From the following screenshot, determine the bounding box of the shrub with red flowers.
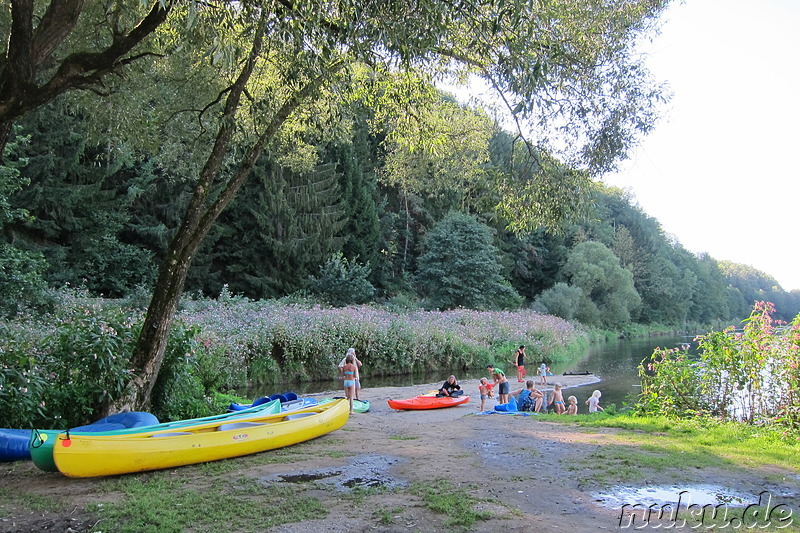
[637,301,800,432]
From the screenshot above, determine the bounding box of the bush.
[308,253,376,306]
[415,212,522,310]
[182,300,585,384]
[636,302,800,430]
[150,323,211,421]
[0,289,242,427]
[0,296,141,428]
[532,282,583,321]
[0,244,52,317]
[41,302,139,426]
[0,322,51,428]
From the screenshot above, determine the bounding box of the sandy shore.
[7,370,792,533]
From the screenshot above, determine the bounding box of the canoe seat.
[217,422,265,431]
[150,432,192,437]
[285,412,315,421]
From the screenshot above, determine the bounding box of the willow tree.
[2,0,673,408]
[0,1,176,158]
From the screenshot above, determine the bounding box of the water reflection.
[595,484,751,508]
[560,335,693,409]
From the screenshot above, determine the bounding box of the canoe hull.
[0,429,33,462]
[53,399,349,478]
[30,401,282,473]
[318,397,370,413]
[387,395,469,410]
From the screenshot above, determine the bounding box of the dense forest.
[2,0,798,344]
[3,94,799,327]
[3,0,800,425]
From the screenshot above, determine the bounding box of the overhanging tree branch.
[0,0,174,157]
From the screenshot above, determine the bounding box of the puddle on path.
[595,485,762,509]
[280,471,342,483]
[261,454,406,492]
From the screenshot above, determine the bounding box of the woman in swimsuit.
[341,353,358,414]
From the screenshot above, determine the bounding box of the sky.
[603,0,800,291]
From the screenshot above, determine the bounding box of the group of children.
[478,376,604,415]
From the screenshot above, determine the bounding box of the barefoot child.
[551,382,565,414]
[478,378,493,411]
[586,390,604,413]
[565,395,578,415]
[340,354,358,414]
[486,364,510,405]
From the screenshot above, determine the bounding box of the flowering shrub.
[1,290,585,426]
[0,298,139,428]
[38,301,140,427]
[636,348,704,418]
[637,302,800,431]
[0,321,51,427]
[180,300,584,384]
[149,322,229,421]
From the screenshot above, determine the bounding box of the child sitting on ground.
[478,378,494,411]
[565,395,578,415]
[510,380,543,412]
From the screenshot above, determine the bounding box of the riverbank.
[3,374,799,532]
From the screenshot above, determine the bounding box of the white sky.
[604,0,800,291]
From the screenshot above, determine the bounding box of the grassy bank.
[544,412,800,481]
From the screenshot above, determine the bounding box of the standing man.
[486,364,510,405]
[339,348,363,401]
[513,345,526,382]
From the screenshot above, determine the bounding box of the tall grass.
[1,290,587,424]
[178,299,586,384]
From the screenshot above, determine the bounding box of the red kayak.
[387,395,470,410]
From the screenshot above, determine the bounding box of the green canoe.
[319,397,370,413]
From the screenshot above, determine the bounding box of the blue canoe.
[0,429,35,462]
[228,392,318,412]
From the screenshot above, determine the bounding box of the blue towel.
[494,397,518,412]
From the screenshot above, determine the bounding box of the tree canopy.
[416,212,522,310]
[2,0,676,408]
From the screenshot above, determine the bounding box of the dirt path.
[2,377,798,532]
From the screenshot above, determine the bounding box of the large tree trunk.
[122,16,344,410]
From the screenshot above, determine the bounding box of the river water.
[553,334,694,409]
[243,334,695,408]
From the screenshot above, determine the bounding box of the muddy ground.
[2,376,798,532]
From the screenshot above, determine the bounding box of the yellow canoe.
[53,399,350,478]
